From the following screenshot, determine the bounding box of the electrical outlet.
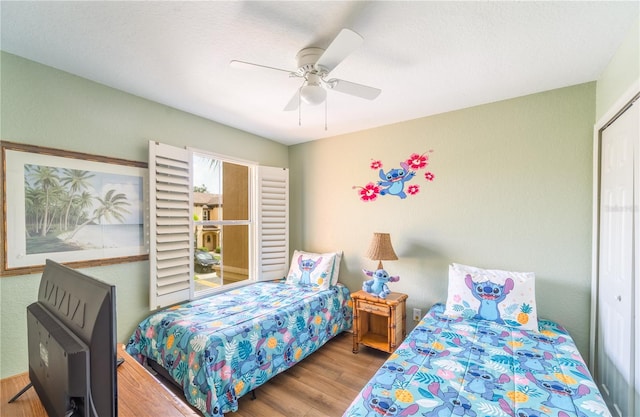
[413,308,422,321]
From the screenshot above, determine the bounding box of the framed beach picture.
[1,141,149,276]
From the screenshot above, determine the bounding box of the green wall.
[289,82,596,360]
[595,15,640,122]
[0,52,288,378]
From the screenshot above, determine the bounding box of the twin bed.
[127,261,611,417]
[126,281,352,417]
[344,303,610,417]
[344,263,611,417]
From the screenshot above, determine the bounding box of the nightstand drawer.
[357,301,389,316]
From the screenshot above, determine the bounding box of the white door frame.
[590,82,639,417]
[590,80,640,369]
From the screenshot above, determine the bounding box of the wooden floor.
[156,331,389,417]
[229,332,388,417]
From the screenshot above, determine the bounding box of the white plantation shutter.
[149,141,193,309]
[255,166,289,281]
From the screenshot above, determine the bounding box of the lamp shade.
[365,232,398,269]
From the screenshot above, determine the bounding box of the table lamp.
[365,232,398,270]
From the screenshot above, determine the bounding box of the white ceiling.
[1,1,638,146]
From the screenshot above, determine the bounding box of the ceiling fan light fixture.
[300,82,326,105]
[231,29,380,114]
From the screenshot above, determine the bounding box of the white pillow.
[285,250,340,290]
[331,251,343,285]
[444,263,539,331]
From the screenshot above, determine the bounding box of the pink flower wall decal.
[352,182,380,202]
[424,172,435,181]
[407,184,420,195]
[370,160,382,170]
[406,152,429,170]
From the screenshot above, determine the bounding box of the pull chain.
[295,81,330,130]
[298,87,302,126]
[324,94,328,131]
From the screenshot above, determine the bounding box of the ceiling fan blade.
[316,28,363,73]
[230,60,294,75]
[283,90,300,111]
[328,79,381,100]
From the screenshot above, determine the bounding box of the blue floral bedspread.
[344,303,611,417]
[126,282,352,417]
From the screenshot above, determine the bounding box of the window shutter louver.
[255,166,289,281]
[149,141,193,309]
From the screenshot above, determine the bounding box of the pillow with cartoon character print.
[285,250,340,290]
[444,263,539,331]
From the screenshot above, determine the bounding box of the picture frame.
[1,141,149,276]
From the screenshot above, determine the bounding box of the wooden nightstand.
[351,290,408,354]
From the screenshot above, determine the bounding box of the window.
[149,141,288,309]
[193,153,250,293]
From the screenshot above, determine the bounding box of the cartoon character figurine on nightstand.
[362,268,400,299]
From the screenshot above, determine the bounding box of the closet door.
[596,99,638,417]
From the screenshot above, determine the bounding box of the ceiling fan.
[230,28,381,111]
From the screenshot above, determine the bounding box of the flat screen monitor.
[26,259,117,417]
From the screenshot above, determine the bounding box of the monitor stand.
[8,357,124,404]
[7,381,32,403]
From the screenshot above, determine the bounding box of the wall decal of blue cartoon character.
[362,268,400,299]
[377,162,415,199]
[353,151,435,202]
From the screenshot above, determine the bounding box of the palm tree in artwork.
[24,185,44,235]
[29,166,60,237]
[42,184,66,236]
[94,189,131,224]
[64,189,131,241]
[72,190,95,229]
[60,169,94,231]
[24,186,38,237]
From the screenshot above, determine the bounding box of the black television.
[25,259,117,417]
